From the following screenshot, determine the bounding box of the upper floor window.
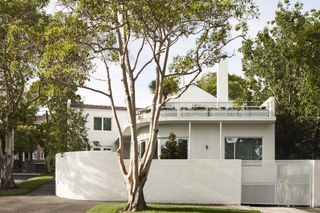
[94,117,112,131]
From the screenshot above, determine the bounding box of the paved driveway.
[0,179,103,213]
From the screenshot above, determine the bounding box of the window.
[103,118,112,131]
[139,141,146,158]
[32,152,37,160]
[138,140,158,159]
[39,151,45,160]
[159,137,188,159]
[225,137,262,160]
[94,117,112,131]
[94,117,102,130]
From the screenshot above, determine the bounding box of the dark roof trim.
[71,103,127,111]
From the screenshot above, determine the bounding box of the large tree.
[0,0,49,189]
[197,72,266,102]
[241,1,320,159]
[59,0,257,211]
[35,12,91,172]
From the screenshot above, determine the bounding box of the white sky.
[47,0,320,108]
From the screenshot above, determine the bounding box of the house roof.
[71,103,127,111]
[169,84,217,103]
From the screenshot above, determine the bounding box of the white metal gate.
[241,160,313,206]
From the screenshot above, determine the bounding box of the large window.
[159,138,188,159]
[139,140,158,159]
[138,138,187,159]
[225,137,262,160]
[94,117,112,131]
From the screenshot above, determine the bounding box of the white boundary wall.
[56,151,241,204]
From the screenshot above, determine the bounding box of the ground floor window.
[139,140,157,159]
[139,136,188,159]
[159,137,188,159]
[225,137,262,160]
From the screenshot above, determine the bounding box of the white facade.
[76,59,276,160]
[76,105,128,150]
[78,84,276,160]
[125,84,276,160]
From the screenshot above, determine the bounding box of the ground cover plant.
[0,175,53,196]
[87,204,261,213]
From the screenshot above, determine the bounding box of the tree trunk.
[124,180,147,212]
[0,127,17,190]
[46,157,52,174]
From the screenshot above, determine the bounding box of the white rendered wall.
[83,108,127,147]
[190,123,220,159]
[56,151,242,204]
[137,122,275,160]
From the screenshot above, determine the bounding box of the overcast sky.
[47,0,320,107]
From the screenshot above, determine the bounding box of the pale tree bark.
[0,122,17,189]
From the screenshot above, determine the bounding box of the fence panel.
[242,160,313,206]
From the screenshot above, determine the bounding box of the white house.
[79,61,276,161]
[58,62,320,207]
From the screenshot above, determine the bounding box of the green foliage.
[241,1,320,159]
[160,132,179,159]
[197,72,263,103]
[44,107,89,161]
[87,204,261,213]
[0,1,91,176]
[160,132,186,159]
[149,77,180,99]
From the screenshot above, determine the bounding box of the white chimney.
[217,59,229,103]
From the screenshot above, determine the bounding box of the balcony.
[137,97,275,122]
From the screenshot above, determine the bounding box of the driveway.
[0,179,104,213]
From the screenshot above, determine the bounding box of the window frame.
[224,136,263,160]
[32,152,37,160]
[93,117,112,131]
[158,136,189,159]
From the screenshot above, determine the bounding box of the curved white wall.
[56,151,241,204]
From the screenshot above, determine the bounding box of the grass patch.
[87,204,261,213]
[0,175,53,196]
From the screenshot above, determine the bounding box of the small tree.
[161,132,179,159]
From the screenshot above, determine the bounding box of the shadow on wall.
[55,151,242,204]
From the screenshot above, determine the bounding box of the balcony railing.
[137,98,275,121]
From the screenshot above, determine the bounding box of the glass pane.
[103,118,112,131]
[94,117,102,130]
[225,137,236,159]
[235,138,262,160]
[177,139,188,159]
[140,141,146,158]
[160,138,178,159]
